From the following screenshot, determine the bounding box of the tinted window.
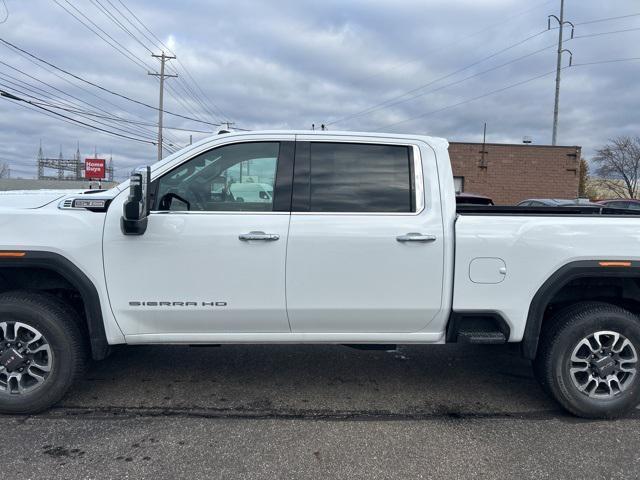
[156,142,279,212]
[308,143,413,212]
[608,201,632,210]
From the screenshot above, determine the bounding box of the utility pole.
[148,52,177,161]
[549,0,574,145]
[479,122,488,169]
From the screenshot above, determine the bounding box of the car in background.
[229,182,273,203]
[517,198,603,208]
[598,199,640,211]
[456,192,494,206]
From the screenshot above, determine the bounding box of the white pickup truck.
[1,131,639,418]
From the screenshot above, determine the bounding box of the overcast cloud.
[0,0,638,179]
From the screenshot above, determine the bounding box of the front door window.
[155,142,279,212]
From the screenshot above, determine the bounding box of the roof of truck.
[215,130,449,149]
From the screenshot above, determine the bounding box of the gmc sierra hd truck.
[1,131,639,418]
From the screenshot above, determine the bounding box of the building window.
[454,176,464,194]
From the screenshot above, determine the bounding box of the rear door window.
[307,143,414,213]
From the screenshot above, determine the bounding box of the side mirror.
[121,166,151,235]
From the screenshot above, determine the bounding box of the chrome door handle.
[396,233,436,243]
[239,231,280,241]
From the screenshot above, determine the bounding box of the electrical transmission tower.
[36,142,114,181]
[548,0,574,145]
[36,144,79,180]
[148,52,177,161]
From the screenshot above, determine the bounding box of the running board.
[456,330,506,344]
[447,313,509,344]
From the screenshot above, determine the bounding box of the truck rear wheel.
[0,291,86,414]
[535,302,640,418]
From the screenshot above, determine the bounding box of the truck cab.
[105,131,455,342]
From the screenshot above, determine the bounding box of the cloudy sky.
[0,0,638,179]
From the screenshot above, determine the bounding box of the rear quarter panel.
[454,215,640,341]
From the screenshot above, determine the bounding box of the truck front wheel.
[535,302,640,418]
[0,291,87,414]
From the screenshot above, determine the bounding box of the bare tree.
[577,157,597,199]
[0,162,8,179]
[592,136,640,199]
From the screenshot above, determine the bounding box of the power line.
[0,81,158,141]
[52,0,213,126]
[376,68,560,131]
[331,43,557,124]
[114,0,231,121]
[0,62,180,150]
[573,26,640,39]
[0,89,157,144]
[0,58,175,145]
[89,0,222,123]
[54,0,237,129]
[168,63,225,122]
[52,0,152,72]
[376,57,640,131]
[162,80,211,124]
[359,0,555,83]
[0,40,181,145]
[571,57,640,67]
[104,1,221,123]
[11,95,212,133]
[0,65,160,143]
[89,0,153,54]
[575,12,640,26]
[328,10,640,129]
[327,28,552,126]
[111,0,163,50]
[0,38,221,127]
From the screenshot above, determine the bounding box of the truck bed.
[456,205,640,216]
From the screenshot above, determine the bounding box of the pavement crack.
[11,404,635,423]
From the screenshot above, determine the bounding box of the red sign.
[85,158,106,179]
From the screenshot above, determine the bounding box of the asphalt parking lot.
[2,343,639,479]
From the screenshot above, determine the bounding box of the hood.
[0,189,85,209]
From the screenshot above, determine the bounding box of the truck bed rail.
[456,205,640,216]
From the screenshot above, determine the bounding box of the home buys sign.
[85,159,106,179]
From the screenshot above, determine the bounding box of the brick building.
[448,142,581,205]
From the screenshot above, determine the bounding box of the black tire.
[532,302,594,397]
[534,302,640,419]
[0,291,87,414]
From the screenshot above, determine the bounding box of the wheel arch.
[0,250,109,360]
[523,260,640,360]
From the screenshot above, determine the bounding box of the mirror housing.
[121,166,151,235]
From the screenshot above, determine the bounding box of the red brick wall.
[448,142,581,205]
